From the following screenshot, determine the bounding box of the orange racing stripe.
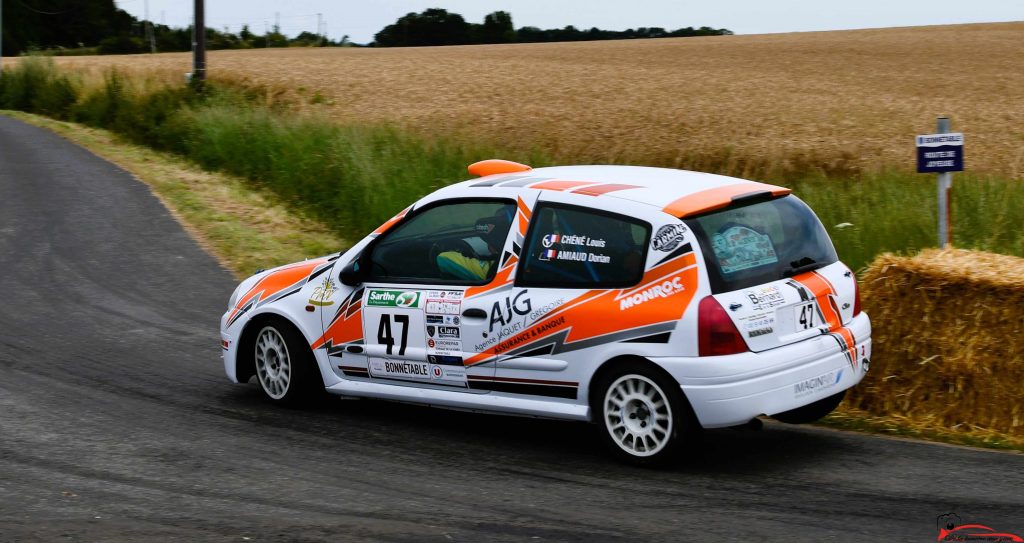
[529,180,599,192]
[466,251,699,365]
[792,270,858,368]
[227,258,329,325]
[571,183,640,196]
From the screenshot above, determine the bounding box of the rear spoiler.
[662,182,791,218]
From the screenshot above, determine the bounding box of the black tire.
[250,317,325,406]
[592,361,693,466]
[772,389,847,424]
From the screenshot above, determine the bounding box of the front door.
[349,197,528,391]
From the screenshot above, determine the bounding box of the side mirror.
[339,257,365,286]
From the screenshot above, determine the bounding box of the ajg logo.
[490,290,532,333]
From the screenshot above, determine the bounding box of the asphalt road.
[0,114,1022,543]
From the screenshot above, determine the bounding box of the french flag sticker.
[542,234,560,248]
[540,249,558,261]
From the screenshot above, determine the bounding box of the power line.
[13,0,72,16]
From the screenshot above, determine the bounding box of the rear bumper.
[652,313,871,428]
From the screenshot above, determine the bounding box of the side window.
[518,204,650,288]
[366,200,516,285]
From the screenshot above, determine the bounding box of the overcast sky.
[114,0,1022,43]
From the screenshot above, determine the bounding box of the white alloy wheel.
[603,374,674,458]
[255,326,292,400]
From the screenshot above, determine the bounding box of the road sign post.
[916,118,963,249]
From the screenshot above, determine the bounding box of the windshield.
[684,195,838,293]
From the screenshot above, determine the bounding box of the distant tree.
[290,31,326,47]
[98,34,144,54]
[265,26,289,48]
[239,25,254,42]
[479,11,515,44]
[374,8,471,47]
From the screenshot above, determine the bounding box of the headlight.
[228,283,244,309]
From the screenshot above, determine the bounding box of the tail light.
[698,296,748,356]
[852,278,862,317]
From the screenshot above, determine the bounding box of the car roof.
[439,164,791,219]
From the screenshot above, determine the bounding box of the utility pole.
[192,0,206,85]
[317,13,323,44]
[145,0,156,54]
[1,0,5,77]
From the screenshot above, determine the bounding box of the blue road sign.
[916,132,964,173]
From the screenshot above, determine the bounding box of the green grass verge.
[822,408,1024,453]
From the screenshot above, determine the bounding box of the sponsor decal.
[427,325,436,337]
[539,249,610,263]
[369,358,430,380]
[428,338,461,356]
[793,368,843,398]
[426,290,463,300]
[619,277,686,310]
[368,357,466,384]
[396,292,418,307]
[474,335,500,352]
[713,226,778,274]
[308,276,338,307]
[437,326,460,339]
[367,289,421,308]
[489,290,533,334]
[745,285,787,311]
[426,301,462,314]
[741,314,775,338]
[542,233,606,248]
[427,315,460,325]
[937,513,1022,542]
[427,355,463,365]
[425,292,462,315]
[651,224,688,252]
[495,316,566,355]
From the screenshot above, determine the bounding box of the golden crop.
[45,21,1024,178]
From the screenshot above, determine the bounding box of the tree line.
[0,2,730,56]
[373,9,732,47]
[0,0,345,56]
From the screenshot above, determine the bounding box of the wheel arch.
[587,355,700,427]
[236,311,316,385]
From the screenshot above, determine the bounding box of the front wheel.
[594,362,692,466]
[253,319,323,405]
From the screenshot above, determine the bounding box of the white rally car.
[221,160,871,464]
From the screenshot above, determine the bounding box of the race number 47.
[377,314,409,356]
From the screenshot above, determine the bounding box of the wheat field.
[40,21,1024,178]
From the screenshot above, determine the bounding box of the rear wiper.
[783,257,819,278]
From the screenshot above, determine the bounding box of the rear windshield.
[684,195,838,293]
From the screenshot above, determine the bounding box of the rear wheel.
[772,389,847,424]
[252,319,323,405]
[594,362,692,466]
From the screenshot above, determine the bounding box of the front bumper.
[220,310,241,383]
[653,313,871,428]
